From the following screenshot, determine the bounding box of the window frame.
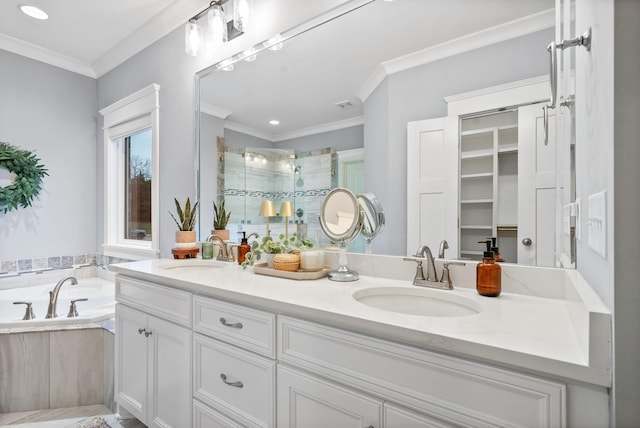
[100,84,160,259]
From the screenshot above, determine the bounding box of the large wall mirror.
[195,0,570,267]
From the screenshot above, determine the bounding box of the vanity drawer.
[193,295,275,358]
[194,334,275,428]
[278,316,566,428]
[116,276,191,327]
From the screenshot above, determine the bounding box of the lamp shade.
[279,201,294,217]
[259,200,276,217]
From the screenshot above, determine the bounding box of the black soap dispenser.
[476,239,501,297]
[490,237,504,262]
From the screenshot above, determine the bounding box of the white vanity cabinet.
[115,277,192,428]
[278,316,567,428]
[192,295,276,428]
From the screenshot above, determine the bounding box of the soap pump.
[237,232,251,265]
[490,237,504,262]
[476,239,501,297]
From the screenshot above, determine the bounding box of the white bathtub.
[0,277,115,329]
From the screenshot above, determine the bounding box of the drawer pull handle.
[138,328,146,335]
[220,373,243,388]
[219,317,243,329]
[144,330,152,337]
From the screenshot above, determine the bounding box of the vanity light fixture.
[18,4,48,20]
[184,0,252,57]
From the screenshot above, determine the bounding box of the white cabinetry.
[278,316,566,428]
[277,365,381,428]
[115,278,192,428]
[192,295,276,428]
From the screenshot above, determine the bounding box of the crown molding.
[225,121,276,142]
[225,116,364,143]
[0,33,96,78]
[273,116,364,142]
[92,0,204,78]
[357,8,555,102]
[200,102,232,120]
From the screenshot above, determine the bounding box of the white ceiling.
[0,0,204,77]
[199,0,555,140]
[0,0,554,86]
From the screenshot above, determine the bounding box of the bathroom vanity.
[110,256,611,428]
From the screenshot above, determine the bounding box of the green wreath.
[0,142,48,213]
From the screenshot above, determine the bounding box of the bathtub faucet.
[46,276,78,319]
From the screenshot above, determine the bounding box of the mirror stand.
[329,243,359,282]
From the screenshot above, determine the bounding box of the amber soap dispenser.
[476,239,501,297]
[237,232,251,265]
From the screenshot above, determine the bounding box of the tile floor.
[0,405,146,428]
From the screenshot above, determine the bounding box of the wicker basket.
[273,253,300,272]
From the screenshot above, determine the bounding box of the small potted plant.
[212,200,231,241]
[242,233,298,269]
[170,197,199,248]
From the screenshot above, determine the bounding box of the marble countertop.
[109,257,611,387]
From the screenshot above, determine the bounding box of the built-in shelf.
[461,172,493,180]
[460,199,493,204]
[460,149,493,159]
[459,110,518,260]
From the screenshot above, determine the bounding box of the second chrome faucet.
[404,242,465,290]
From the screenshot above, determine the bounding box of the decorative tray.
[253,263,332,280]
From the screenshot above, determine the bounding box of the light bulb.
[242,49,257,62]
[233,0,251,33]
[266,34,284,51]
[208,5,227,45]
[184,20,201,56]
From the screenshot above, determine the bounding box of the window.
[100,84,160,259]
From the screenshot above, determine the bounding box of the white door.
[517,103,556,266]
[406,117,458,257]
[115,305,148,422]
[277,366,382,428]
[148,315,192,428]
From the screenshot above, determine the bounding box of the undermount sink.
[353,287,482,317]
[158,259,227,271]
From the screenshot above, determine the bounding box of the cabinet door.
[384,403,460,428]
[147,315,192,428]
[518,103,556,266]
[115,304,148,422]
[277,365,382,428]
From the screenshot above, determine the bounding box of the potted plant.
[170,197,199,248]
[212,200,231,241]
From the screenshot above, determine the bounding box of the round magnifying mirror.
[357,193,385,253]
[319,188,363,281]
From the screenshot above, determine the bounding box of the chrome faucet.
[207,234,231,261]
[46,275,78,319]
[414,245,438,283]
[438,240,449,259]
[404,245,462,289]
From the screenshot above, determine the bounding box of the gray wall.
[0,50,97,261]
[365,29,554,256]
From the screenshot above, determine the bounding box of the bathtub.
[0,277,115,329]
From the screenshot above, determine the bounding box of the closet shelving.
[459,112,518,260]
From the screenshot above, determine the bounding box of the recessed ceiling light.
[19,4,49,20]
[269,120,280,125]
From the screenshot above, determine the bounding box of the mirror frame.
[319,187,363,244]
